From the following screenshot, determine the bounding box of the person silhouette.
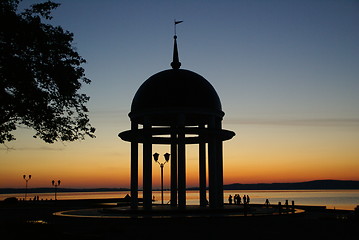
[228,195,233,204]
[247,195,250,204]
[243,195,246,205]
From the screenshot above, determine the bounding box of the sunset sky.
[1,0,359,189]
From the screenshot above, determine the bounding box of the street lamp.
[52,180,61,200]
[23,175,31,200]
[153,152,170,204]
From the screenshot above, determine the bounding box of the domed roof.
[129,34,224,125]
[130,69,222,115]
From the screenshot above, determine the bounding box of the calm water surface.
[1,190,358,210]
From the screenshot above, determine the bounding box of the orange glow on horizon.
[2,144,359,188]
[1,122,359,188]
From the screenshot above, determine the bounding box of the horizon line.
[1,179,358,190]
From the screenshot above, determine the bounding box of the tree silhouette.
[0,0,95,143]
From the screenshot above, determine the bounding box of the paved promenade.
[1,199,357,239]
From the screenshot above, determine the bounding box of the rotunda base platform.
[54,204,303,219]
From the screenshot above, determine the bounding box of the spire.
[171,35,181,69]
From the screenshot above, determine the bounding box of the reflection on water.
[221,190,359,210]
[150,190,359,210]
[1,189,358,210]
[26,220,48,224]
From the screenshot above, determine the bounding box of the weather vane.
[174,19,183,36]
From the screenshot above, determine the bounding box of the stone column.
[177,116,186,208]
[170,130,178,207]
[208,116,219,208]
[143,121,152,209]
[199,125,207,207]
[215,118,224,208]
[130,121,138,209]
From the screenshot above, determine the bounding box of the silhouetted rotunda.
[119,34,235,209]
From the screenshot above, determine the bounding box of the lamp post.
[23,175,31,200]
[153,152,170,204]
[52,180,61,200]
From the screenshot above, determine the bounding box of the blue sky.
[1,0,358,188]
[46,0,359,122]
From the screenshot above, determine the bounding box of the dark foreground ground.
[0,199,358,240]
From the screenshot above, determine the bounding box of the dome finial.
[171,35,181,69]
[171,20,183,69]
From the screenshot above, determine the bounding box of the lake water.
[1,189,358,210]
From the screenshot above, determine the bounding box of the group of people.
[228,194,250,205]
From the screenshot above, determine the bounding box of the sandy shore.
[0,199,357,240]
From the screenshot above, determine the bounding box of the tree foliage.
[0,0,95,143]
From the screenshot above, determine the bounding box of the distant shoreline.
[222,179,359,191]
[1,180,359,194]
[0,187,130,194]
